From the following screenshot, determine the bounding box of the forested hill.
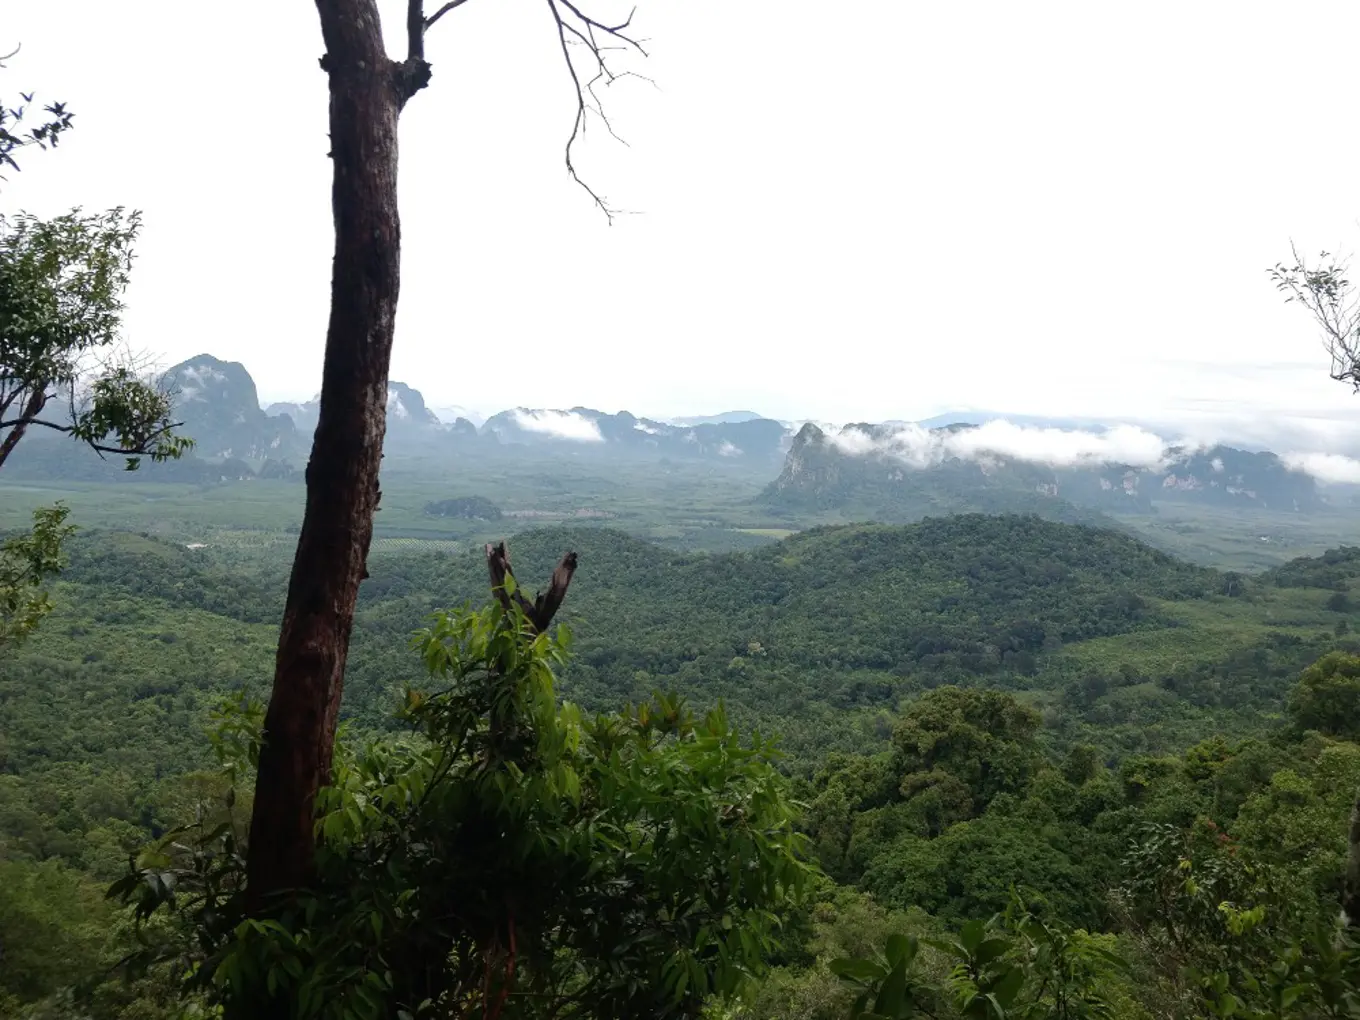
[12,516,1352,782]
[3,513,1358,933]
[51,514,1208,651]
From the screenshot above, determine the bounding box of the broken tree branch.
[486,541,579,633]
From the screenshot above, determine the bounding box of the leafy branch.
[0,208,193,471]
[0,501,75,648]
[0,45,75,183]
[1269,243,1360,391]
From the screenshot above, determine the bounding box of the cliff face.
[1151,447,1321,511]
[162,354,300,461]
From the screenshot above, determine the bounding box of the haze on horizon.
[6,1,1360,451]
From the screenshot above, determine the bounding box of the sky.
[6,1,1360,453]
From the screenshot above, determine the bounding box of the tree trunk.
[0,385,48,471]
[245,0,408,912]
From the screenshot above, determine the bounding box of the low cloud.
[1283,452,1360,485]
[824,417,1360,485]
[829,420,1174,470]
[511,409,604,442]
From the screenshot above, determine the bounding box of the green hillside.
[5,516,1360,1016]
[4,516,1356,876]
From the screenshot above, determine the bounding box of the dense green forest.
[10,0,1360,1013]
[4,513,1360,1016]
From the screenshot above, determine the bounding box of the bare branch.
[395,0,436,103]
[544,0,651,223]
[531,551,579,632]
[424,0,476,30]
[486,541,539,621]
[407,0,427,61]
[0,414,183,450]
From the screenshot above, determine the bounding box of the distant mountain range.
[5,355,1354,521]
[762,422,1327,523]
[156,356,794,468]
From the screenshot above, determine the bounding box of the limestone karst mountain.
[762,422,1325,521]
[161,354,300,461]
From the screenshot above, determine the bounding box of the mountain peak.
[162,355,296,460]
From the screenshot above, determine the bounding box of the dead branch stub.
[486,541,578,633]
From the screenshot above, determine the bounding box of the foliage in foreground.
[0,502,73,646]
[111,597,811,1019]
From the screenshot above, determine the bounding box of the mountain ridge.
[763,421,1328,522]
[7,354,1336,498]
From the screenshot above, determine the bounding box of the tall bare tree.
[246,0,647,912]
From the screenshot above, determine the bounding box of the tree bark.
[0,385,47,471]
[245,0,414,912]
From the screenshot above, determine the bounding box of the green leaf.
[885,933,917,969]
[829,958,890,983]
[990,963,1025,1008]
[974,937,1011,967]
[959,918,987,955]
[1281,984,1309,1009]
[872,959,909,1017]
[922,937,967,960]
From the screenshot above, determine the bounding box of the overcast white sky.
[6,1,1360,449]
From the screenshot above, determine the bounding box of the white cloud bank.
[829,420,1175,470]
[1283,452,1360,485]
[511,409,604,442]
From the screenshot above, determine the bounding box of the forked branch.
[486,541,579,633]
